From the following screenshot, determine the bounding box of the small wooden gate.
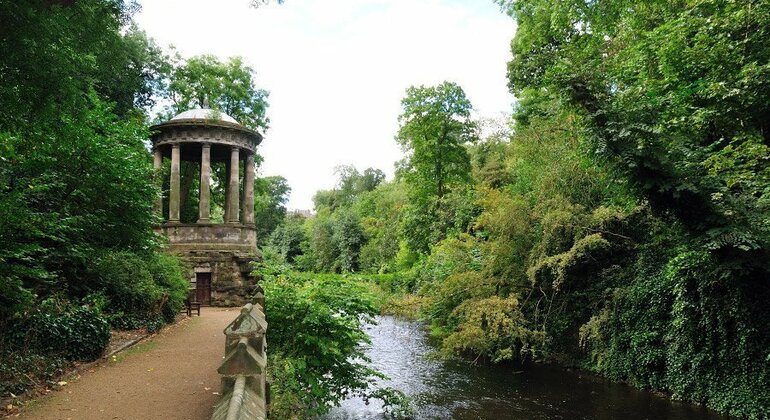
[196,272,212,305]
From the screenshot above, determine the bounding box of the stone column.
[227,146,240,224]
[242,153,255,225]
[153,147,163,219]
[224,159,231,222]
[198,143,211,223]
[169,143,181,223]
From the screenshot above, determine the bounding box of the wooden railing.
[211,292,268,420]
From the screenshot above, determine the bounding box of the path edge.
[1,315,193,418]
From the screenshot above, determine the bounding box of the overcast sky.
[135,0,516,210]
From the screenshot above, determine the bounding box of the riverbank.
[341,275,739,419]
[330,315,732,420]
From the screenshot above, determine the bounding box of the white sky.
[135,0,516,210]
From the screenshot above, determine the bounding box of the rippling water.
[326,316,730,420]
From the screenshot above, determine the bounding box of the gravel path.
[18,307,238,420]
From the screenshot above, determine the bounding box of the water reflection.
[326,316,730,420]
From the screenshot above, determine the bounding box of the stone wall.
[157,224,261,307]
[183,250,260,307]
[158,223,257,252]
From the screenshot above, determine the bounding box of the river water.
[327,316,730,420]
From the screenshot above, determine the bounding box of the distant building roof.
[289,209,314,218]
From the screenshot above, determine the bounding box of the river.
[326,316,730,420]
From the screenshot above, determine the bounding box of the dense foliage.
[0,0,188,398]
[268,5,770,412]
[268,165,392,273]
[253,175,291,245]
[2,0,769,418]
[253,253,411,418]
[161,54,270,131]
[497,0,770,416]
[0,1,162,320]
[397,82,478,254]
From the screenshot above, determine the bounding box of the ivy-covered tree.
[502,0,770,263]
[501,0,770,416]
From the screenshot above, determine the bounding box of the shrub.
[93,251,187,328]
[105,312,146,330]
[147,253,189,324]
[442,295,543,362]
[23,299,111,361]
[254,260,408,418]
[94,251,161,319]
[0,351,66,396]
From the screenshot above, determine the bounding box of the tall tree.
[254,175,291,244]
[396,82,476,200]
[337,165,386,202]
[396,82,477,253]
[502,0,770,263]
[312,166,386,212]
[0,0,166,317]
[162,54,271,219]
[164,54,269,131]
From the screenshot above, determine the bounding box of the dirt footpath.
[18,308,237,420]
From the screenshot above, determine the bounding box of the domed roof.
[170,108,239,125]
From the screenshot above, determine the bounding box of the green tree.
[161,54,271,220]
[254,175,291,244]
[503,0,770,262]
[333,209,366,272]
[396,82,476,200]
[304,167,385,272]
[337,165,386,202]
[268,213,308,265]
[312,166,386,212]
[164,54,269,131]
[396,82,477,253]
[0,1,188,395]
[0,0,166,315]
[355,181,409,273]
[469,117,511,189]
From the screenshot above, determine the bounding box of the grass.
[110,341,159,363]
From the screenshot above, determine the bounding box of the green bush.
[580,243,770,418]
[94,251,160,319]
[0,351,66,396]
[254,260,411,418]
[24,299,111,361]
[0,296,110,399]
[105,312,146,330]
[147,253,189,324]
[93,251,187,328]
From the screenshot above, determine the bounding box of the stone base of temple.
[186,250,260,307]
[155,224,261,307]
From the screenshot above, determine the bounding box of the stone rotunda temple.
[150,108,262,306]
